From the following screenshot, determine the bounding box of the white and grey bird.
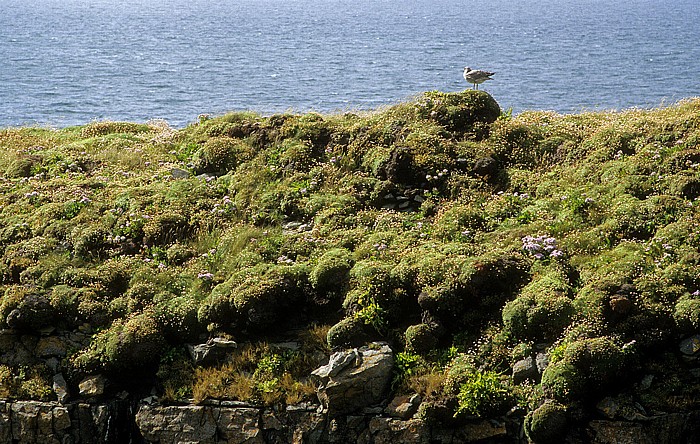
[463,67,495,90]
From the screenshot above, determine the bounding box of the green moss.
[198,263,310,331]
[524,400,568,444]
[0,94,699,417]
[309,247,354,294]
[541,336,631,401]
[71,309,167,374]
[326,316,371,348]
[674,294,700,334]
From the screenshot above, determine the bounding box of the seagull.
[463,67,495,90]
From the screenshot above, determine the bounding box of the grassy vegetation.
[1,91,699,429]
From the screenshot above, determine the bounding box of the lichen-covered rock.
[311,342,393,415]
[369,417,429,444]
[78,374,106,397]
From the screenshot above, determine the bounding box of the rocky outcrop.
[311,342,393,415]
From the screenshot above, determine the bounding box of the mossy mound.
[1,94,699,427]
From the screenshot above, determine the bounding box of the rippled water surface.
[1,0,699,127]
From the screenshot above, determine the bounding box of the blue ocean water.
[1,0,698,128]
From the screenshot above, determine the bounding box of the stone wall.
[0,398,698,444]
[0,399,136,444]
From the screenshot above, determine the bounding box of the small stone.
[170,168,190,179]
[385,394,421,419]
[271,341,300,351]
[187,342,217,364]
[78,375,106,397]
[512,356,539,384]
[44,357,60,374]
[398,201,411,209]
[535,352,549,374]
[413,195,425,203]
[283,221,303,231]
[262,410,284,430]
[38,326,55,336]
[679,335,700,356]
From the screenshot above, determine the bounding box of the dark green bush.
[490,120,545,167]
[5,157,36,178]
[193,136,250,175]
[502,268,574,341]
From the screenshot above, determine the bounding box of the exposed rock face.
[136,405,220,443]
[0,398,697,444]
[588,410,700,444]
[311,342,394,415]
[0,399,135,443]
[135,402,320,444]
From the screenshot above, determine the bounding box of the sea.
[1,0,699,128]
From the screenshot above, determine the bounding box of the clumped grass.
[1,92,700,424]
